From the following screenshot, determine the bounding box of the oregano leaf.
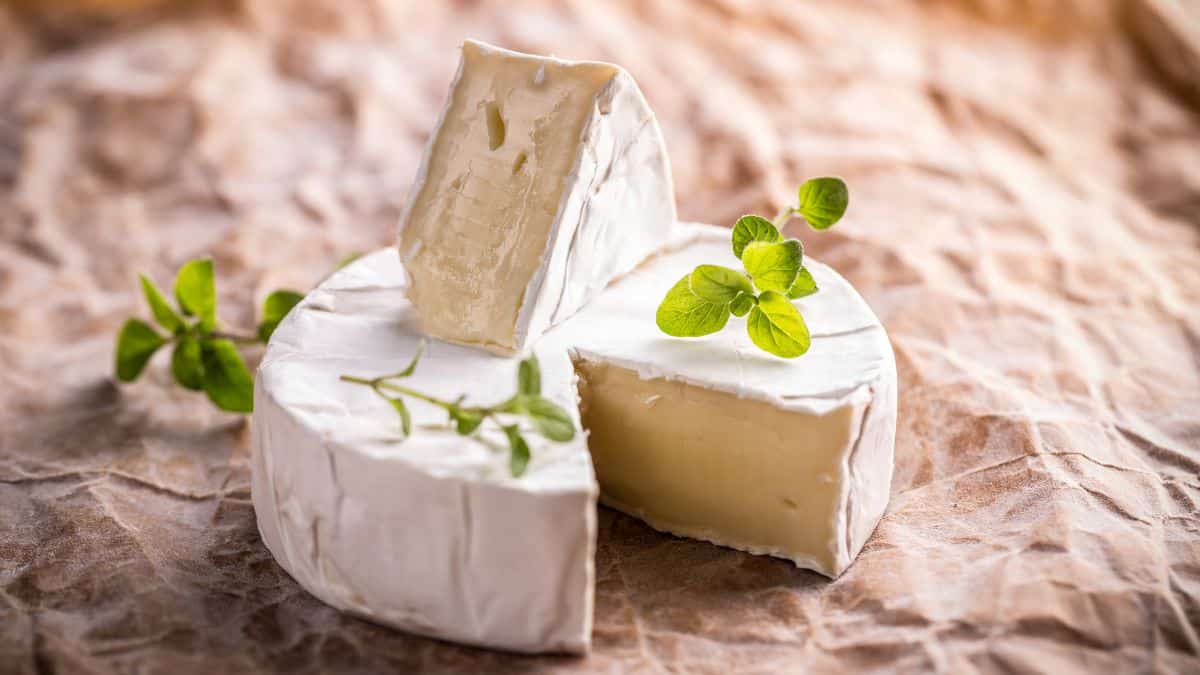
[200,338,254,413]
[524,395,575,442]
[796,177,848,230]
[170,335,205,390]
[396,341,425,378]
[115,319,166,382]
[689,265,752,305]
[256,290,304,342]
[655,274,731,337]
[449,408,485,435]
[503,425,531,478]
[746,291,811,358]
[742,239,804,294]
[139,275,183,334]
[387,396,412,437]
[174,259,217,331]
[376,340,425,381]
[731,215,781,259]
[786,267,819,299]
[518,355,541,396]
[729,292,756,317]
[496,394,523,415]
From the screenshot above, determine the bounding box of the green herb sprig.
[656,177,849,358]
[340,343,576,477]
[114,258,303,412]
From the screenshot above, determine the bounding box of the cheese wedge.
[397,40,677,354]
[545,223,897,578]
[252,250,597,654]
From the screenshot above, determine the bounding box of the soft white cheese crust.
[252,250,597,654]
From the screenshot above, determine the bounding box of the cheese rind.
[252,250,597,654]
[397,40,677,354]
[545,223,897,577]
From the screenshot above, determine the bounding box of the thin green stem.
[374,381,454,408]
[340,375,458,410]
[772,206,796,230]
[339,375,373,386]
[209,330,261,344]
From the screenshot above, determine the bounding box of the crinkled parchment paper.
[1,1,1198,672]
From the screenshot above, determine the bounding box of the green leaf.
[742,239,804,294]
[386,396,412,437]
[731,215,781,259]
[796,177,848,230]
[655,274,731,337]
[689,265,752,305]
[376,341,426,381]
[200,338,254,413]
[518,355,541,396]
[729,292,756,317]
[746,291,811,358]
[174,259,217,331]
[524,396,575,442]
[139,275,183,333]
[256,289,304,342]
[502,425,531,477]
[495,394,522,415]
[449,407,485,435]
[397,341,426,378]
[115,319,167,382]
[170,335,205,390]
[786,267,819,299]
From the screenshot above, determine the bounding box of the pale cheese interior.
[400,42,617,351]
[575,358,857,574]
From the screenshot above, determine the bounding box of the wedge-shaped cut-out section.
[398,40,677,354]
[545,223,897,578]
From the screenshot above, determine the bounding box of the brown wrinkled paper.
[1,1,1198,672]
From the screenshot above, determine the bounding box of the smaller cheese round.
[252,250,597,655]
[544,223,898,578]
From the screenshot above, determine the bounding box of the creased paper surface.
[1,0,1198,672]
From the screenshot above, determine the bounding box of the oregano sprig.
[340,343,576,477]
[656,177,849,358]
[114,258,303,412]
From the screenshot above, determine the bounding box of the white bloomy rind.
[252,228,896,651]
[397,40,678,353]
[252,250,597,654]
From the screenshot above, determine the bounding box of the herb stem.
[338,349,574,478]
[210,330,261,344]
[339,375,455,410]
[374,381,451,408]
[772,206,796,230]
[339,375,375,386]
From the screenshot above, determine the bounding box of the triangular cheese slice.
[398,40,677,353]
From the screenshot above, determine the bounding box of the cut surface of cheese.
[545,223,897,578]
[252,250,597,654]
[398,40,677,354]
